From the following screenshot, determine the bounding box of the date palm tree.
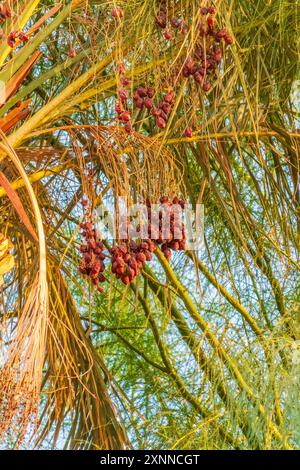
[0,0,299,450]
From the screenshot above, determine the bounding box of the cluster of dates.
[133,86,155,110]
[146,196,186,260]
[155,0,188,38]
[115,63,134,134]
[132,86,175,130]
[182,7,233,92]
[7,30,29,47]
[152,91,175,129]
[154,3,233,93]
[113,4,232,134]
[111,239,156,285]
[78,220,106,293]
[78,197,187,291]
[119,84,174,131]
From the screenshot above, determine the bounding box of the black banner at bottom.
[0,450,298,466]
